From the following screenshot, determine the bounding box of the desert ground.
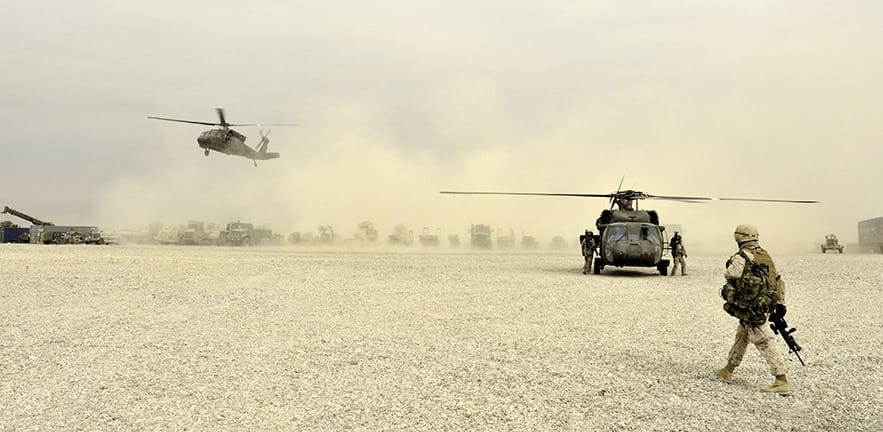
[1,244,881,431]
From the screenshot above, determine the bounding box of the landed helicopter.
[440,187,817,275]
[147,108,296,166]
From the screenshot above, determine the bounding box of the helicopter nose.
[197,136,208,146]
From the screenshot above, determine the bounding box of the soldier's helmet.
[734,224,759,243]
[587,231,593,235]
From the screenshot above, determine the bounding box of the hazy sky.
[3,1,882,252]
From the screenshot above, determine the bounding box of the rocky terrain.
[1,245,880,431]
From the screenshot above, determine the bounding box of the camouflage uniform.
[715,225,791,394]
[581,232,596,274]
[670,234,687,276]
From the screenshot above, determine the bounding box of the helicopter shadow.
[595,269,662,278]
[542,267,661,278]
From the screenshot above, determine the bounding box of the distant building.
[858,217,883,253]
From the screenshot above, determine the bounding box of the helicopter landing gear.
[593,258,604,275]
[657,259,670,276]
[204,149,210,156]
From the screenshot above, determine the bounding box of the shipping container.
[1,227,30,243]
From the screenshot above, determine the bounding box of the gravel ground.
[1,244,881,431]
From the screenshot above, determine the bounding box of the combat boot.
[713,363,735,383]
[760,375,792,396]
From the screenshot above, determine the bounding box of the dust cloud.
[4,2,883,254]
[94,93,829,254]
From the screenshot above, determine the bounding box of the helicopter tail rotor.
[256,128,271,153]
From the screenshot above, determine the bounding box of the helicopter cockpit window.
[606,225,628,242]
[641,226,661,245]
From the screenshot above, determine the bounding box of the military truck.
[251,225,275,245]
[155,224,183,245]
[221,221,255,246]
[470,224,492,249]
[521,234,539,249]
[357,221,379,243]
[496,228,515,249]
[388,224,413,246]
[550,236,568,250]
[2,205,106,245]
[820,234,844,253]
[318,225,336,245]
[204,223,222,245]
[179,221,206,245]
[32,226,103,244]
[419,227,440,247]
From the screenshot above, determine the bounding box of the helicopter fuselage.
[198,128,248,156]
[593,208,669,274]
[598,222,665,267]
[197,128,278,160]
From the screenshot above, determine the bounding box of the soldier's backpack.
[721,249,783,323]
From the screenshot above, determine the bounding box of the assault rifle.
[769,305,806,366]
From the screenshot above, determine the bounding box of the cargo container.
[1,227,30,243]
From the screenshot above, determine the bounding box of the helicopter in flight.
[147,108,296,166]
[440,186,817,275]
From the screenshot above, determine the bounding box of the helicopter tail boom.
[252,152,280,160]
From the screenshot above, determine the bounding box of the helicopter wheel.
[204,149,210,156]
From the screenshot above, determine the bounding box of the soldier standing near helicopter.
[669,232,687,276]
[581,230,597,274]
[714,224,792,395]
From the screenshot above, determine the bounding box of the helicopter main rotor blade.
[225,123,298,127]
[440,190,818,204]
[440,191,614,198]
[715,197,819,204]
[645,194,818,204]
[147,116,220,126]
